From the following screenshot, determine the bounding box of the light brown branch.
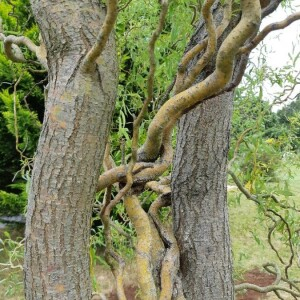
[82,0,118,72]
[148,195,182,300]
[235,263,300,297]
[145,0,169,112]
[228,127,253,170]
[124,194,157,299]
[175,0,232,93]
[179,0,218,92]
[97,126,173,191]
[0,32,47,68]
[138,0,261,162]
[145,181,171,195]
[239,12,300,54]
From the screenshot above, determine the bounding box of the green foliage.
[0,182,27,216]
[0,232,24,298]
[109,0,196,163]
[0,0,44,216]
[0,89,41,153]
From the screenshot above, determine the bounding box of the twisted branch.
[138,0,261,162]
[239,12,300,54]
[0,33,47,68]
[82,0,118,72]
[235,263,300,297]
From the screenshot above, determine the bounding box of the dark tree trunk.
[24,1,117,299]
[172,93,234,299]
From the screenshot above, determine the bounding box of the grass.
[0,231,24,300]
[229,161,300,297]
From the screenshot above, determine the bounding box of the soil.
[236,268,276,300]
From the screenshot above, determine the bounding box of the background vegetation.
[0,0,299,298]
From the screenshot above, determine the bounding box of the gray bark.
[171,2,237,299]
[24,1,118,299]
[172,93,234,300]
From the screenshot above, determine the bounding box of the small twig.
[155,77,176,108]
[118,0,133,12]
[228,127,253,170]
[12,74,29,162]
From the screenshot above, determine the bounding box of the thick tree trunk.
[172,93,234,299]
[24,1,117,299]
[171,2,236,298]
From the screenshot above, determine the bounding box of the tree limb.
[138,0,261,162]
[240,12,300,54]
[82,0,118,72]
[0,32,48,68]
[235,263,300,297]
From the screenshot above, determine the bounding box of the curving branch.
[228,170,300,213]
[229,169,298,286]
[124,194,158,299]
[97,127,173,191]
[146,0,169,109]
[227,127,253,170]
[138,0,261,162]
[82,0,118,72]
[175,0,232,93]
[148,195,183,300]
[179,0,217,92]
[235,263,300,297]
[0,32,48,68]
[262,0,283,18]
[239,12,300,54]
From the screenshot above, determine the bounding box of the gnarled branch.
[82,0,118,72]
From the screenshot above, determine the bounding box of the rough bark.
[172,93,234,299]
[171,2,237,299]
[24,1,117,299]
[171,1,281,298]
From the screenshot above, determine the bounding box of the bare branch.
[145,0,169,114]
[240,12,300,54]
[148,195,181,300]
[262,0,283,18]
[228,127,253,170]
[180,0,217,92]
[0,32,47,68]
[82,0,118,72]
[118,0,133,12]
[175,0,232,93]
[0,34,26,63]
[235,263,300,297]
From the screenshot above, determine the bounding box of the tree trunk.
[24,1,117,299]
[171,2,236,298]
[172,93,234,299]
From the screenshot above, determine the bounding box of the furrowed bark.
[172,1,260,299]
[172,92,234,299]
[24,1,117,299]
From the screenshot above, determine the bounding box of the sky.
[249,0,300,109]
